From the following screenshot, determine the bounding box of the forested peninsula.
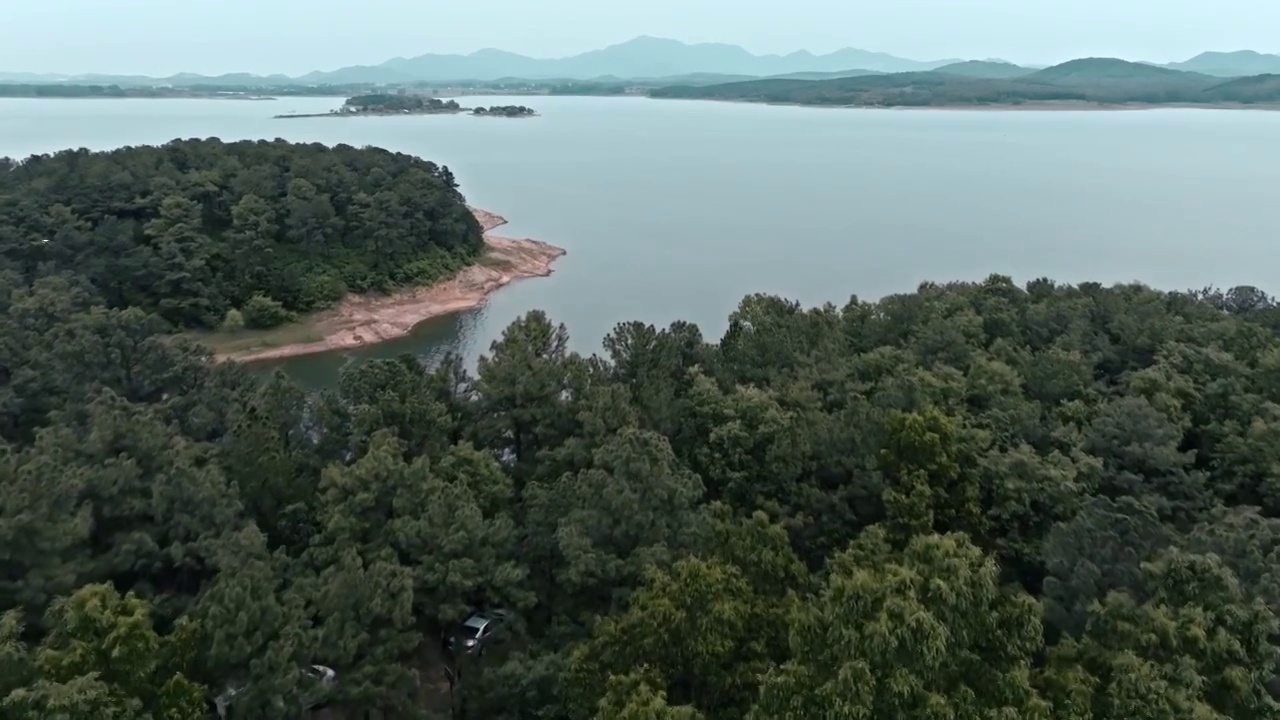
[0,139,563,360]
[6,140,1280,718]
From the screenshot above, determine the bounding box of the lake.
[3,95,1279,386]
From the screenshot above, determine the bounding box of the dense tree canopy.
[0,138,482,329]
[5,141,1280,717]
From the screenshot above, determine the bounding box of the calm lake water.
[3,96,1279,385]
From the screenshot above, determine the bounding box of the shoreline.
[652,97,1280,112]
[904,101,1280,112]
[212,208,565,364]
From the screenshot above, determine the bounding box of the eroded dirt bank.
[220,208,565,363]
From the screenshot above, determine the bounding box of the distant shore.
[911,100,1280,112]
[659,97,1280,112]
[208,208,565,363]
[0,94,281,101]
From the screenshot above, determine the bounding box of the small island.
[472,104,537,117]
[274,95,539,119]
[343,93,463,114]
[275,93,467,118]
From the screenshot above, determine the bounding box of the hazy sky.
[4,0,1277,75]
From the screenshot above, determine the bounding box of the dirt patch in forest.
[214,207,565,363]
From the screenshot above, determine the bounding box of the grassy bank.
[188,321,326,356]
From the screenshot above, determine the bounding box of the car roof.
[463,614,489,629]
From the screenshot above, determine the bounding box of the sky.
[3,0,1278,76]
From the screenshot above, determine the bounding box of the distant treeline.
[0,83,372,98]
[549,82,630,95]
[650,59,1280,107]
[0,84,177,98]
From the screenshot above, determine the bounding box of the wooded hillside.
[4,236,1280,717]
[651,59,1280,106]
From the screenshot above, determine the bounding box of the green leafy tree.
[1043,550,1280,719]
[523,428,708,624]
[878,408,984,542]
[0,611,34,698]
[220,308,245,332]
[1042,495,1176,637]
[685,371,808,518]
[593,672,706,720]
[1,584,207,720]
[241,293,292,329]
[751,529,1050,719]
[1186,505,1280,612]
[567,557,775,719]
[0,443,90,621]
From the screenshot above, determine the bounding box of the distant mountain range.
[2,40,1279,87]
[335,36,959,83]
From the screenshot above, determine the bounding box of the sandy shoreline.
[218,208,565,363]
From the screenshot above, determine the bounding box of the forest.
[5,140,1280,719]
[0,139,483,330]
[651,58,1280,106]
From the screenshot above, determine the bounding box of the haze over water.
[3,95,1278,386]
